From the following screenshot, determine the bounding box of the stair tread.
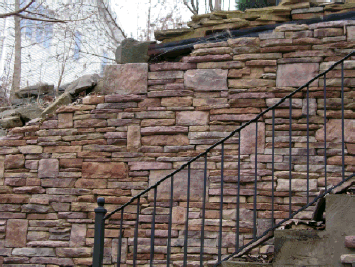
[222,262,272,266]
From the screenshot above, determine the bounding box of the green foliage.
[236,0,275,11]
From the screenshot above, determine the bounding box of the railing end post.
[92,197,107,267]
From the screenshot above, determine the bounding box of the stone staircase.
[223,194,355,267]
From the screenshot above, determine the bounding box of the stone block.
[240,122,265,154]
[148,71,184,80]
[56,247,92,257]
[315,119,354,143]
[12,248,55,257]
[101,64,148,95]
[276,63,319,87]
[18,145,43,154]
[347,26,355,41]
[184,69,228,91]
[127,125,141,152]
[38,159,59,178]
[58,113,73,128]
[129,162,172,171]
[5,219,28,247]
[4,154,25,169]
[69,224,87,247]
[176,111,209,126]
[149,170,205,201]
[82,162,127,179]
[141,135,189,146]
[276,179,317,192]
[161,97,192,107]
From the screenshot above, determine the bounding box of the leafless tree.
[183,0,222,15]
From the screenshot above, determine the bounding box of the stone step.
[222,262,272,267]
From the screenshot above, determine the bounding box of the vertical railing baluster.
[200,153,208,266]
[183,165,191,267]
[93,197,107,267]
[133,197,140,267]
[167,176,174,267]
[218,143,224,263]
[253,121,258,240]
[117,209,124,267]
[150,187,157,267]
[236,132,241,251]
[289,97,292,217]
[306,85,310,204]
[323,74,327,190]
[272,110,275,228]
[341,62,345,181]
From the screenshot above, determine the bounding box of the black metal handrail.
[92,51,354,267]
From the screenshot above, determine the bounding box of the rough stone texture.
[184,69,228,91]
[276,63,319,87]
[38,159,59,178]
[82,162,127,179]
[176,111,209,126]
[127,125,141,152]
[5,220,28,247]
[101,64,148,95]
[240,123,265,154]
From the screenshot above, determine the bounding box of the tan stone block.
[75,178,107,189]
[161,97,192,107]
[18,146,43,154]
[58,113,73,128]
[5,219,28,247]
[127,125,141,152]
[38,159,59,179]
[315,119,354,143]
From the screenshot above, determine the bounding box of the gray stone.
[240,122,265,154]
[115,38,152,64]
[16,83,54,98]
[41,92,72,118]
[184,69,228,91]
[38,159,59,178]
[65,74,100,95]
[0,116,23,129]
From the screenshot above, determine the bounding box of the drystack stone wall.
[0,20,354,266]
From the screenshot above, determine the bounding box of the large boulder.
[65,74,100,95]
[16,83,54,98]
[0,116,23,129]
[115,38,152,64]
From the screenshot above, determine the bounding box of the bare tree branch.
[0,0,35,18]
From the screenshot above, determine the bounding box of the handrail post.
[92,197,107,267]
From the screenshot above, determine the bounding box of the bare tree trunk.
[146,0,152,41]
[11,0,21,101]
[215,0,222,10]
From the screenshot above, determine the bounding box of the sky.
[113,0,237,40]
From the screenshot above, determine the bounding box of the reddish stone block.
[58,113,73,129]
[5,219,28,247]
[4,154,25,169]
[82,162,127,179]
[345,236,355,249]
[276,63,319,87]
[38,159,59,178]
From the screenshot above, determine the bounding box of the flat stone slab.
[100,63,148,95]
[276,63,319,87]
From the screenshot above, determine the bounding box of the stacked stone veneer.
[0,21,354,266]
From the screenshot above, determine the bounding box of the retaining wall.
[0,20,354,266]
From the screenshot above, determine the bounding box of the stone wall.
[0,20,354,266]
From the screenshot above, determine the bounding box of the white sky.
[113,0,237,40]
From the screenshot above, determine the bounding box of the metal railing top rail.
[104,51,354,220]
